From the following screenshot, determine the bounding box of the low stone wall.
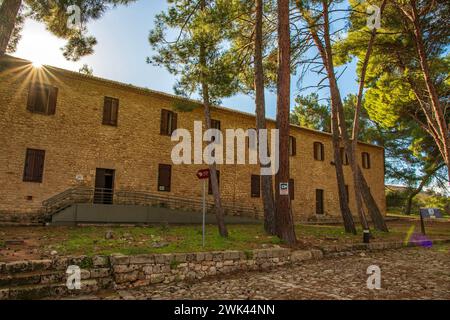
[1,238,449,300]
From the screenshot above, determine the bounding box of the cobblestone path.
[72,246,450,300]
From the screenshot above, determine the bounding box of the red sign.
[196,169,210,180]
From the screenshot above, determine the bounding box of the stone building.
[0,56,386,224]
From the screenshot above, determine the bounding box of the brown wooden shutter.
[23,149,45,183]
[316,189,324,215]
[35,150,45,182]
[110,98,119,126]
[160,109,168,135]
[103,97,112,125]
[362,152,371,169]
[27,84,37,112]
[47,87,58,115]
[211,119,221,130]
[289,136,296,156]
[251,175,260,198]
[289,178,295,200]
[171,111,177,134]
[158,164,172,192]
[340,147,348,165]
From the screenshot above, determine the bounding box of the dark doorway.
[94,168,115,204]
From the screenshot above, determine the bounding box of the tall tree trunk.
[199,0,227,238]
[351,0,388,231]
[321,0,367,231]
[409,0,450,182]
[275,0,296,245]
[357,166,388,231]
[0,0,21,57]
[254,0,276,235]
[322,0,387,232]
[331,95,357,234]
[297,3,356,234]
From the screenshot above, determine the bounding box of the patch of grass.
[170,259,180,269]
[48,224,279,257]
[2,219,449,259]
[243,250,253,259]
[0,240,4,248]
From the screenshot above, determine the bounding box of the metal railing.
[42,187,262,219]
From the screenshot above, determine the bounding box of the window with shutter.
[251,175,260,198]
[27,83,57,115]
[289,178,295,200]
[211,119,221,130]
[362,152,371,169]
[316,189,324,215]
[23,149,45,183]
[208,170,220,195]
[158,164,172,192]
[160,109,177,135]
[340,147,349,165]
[313,142,324,161]
[289,136,296,156]
[103,97,119,126]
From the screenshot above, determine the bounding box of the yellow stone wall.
[0,57,386,221]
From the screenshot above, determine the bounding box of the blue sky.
[14,0,358,119]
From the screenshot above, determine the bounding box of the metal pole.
[202,179,206,247]
[420,210,426,235]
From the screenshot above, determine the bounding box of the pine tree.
[1,0,137,60]
[148,0,241,238]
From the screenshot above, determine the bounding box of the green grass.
[3,220,448,258]
[51,225,279,257]
[0,240,4,248]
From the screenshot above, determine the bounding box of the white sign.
[279,182,289,196]
[75,174,84,182]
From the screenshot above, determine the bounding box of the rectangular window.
[340,147,349,165]
[27,83,58,115]
[160,109,177,136]
[210,119,221,142]
[313,142,324,161]
[362,152,371,169]
[289,136,297,156]
[211,119,221,130]
[208,170,220,195]
[23,149,45,183]
[316,189,324,215]
[158,164,172,192]
[103,97,119,126]
[251,174,261,198]
[289,178,295,200]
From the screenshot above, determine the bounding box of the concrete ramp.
[51,204,260,225]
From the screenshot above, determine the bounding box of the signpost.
[419,208,443,235]
[197,169,210,247]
